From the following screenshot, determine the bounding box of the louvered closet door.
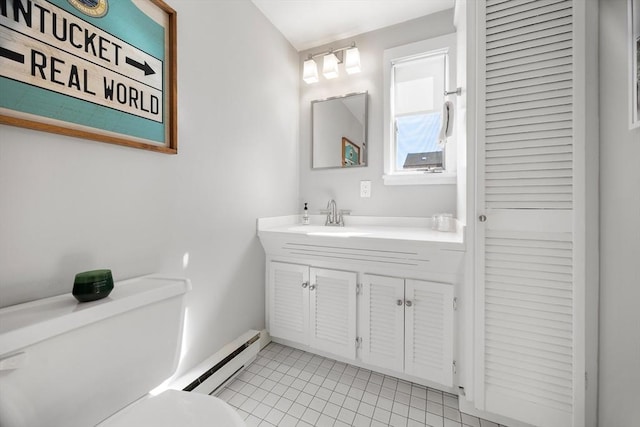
[360,274,405,373]
[309,268,357,359]
[405,279,454,387]
[476,1,582,426]
[269,262,310,345]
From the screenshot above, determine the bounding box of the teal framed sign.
[0,0,178,153]
[342,137,360,167]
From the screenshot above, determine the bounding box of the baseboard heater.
[178,330,261,396]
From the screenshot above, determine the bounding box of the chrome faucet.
[321,199,350,226]
[327,199,337,225]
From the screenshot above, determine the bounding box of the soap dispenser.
[303,202,310,225]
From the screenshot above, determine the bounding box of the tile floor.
[218,342,510,427]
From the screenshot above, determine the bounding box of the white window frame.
[383,33,457,186]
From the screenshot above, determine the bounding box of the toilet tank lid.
[0,275,191,356]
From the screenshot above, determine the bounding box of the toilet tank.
[0,275,191,427]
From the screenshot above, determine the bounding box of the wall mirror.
[630,0,640,128]
[312,92,368,169]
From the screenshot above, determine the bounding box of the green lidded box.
[72,269,114,302]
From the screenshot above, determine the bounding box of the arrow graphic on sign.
[0,47,25,64]
[126,57,155,76]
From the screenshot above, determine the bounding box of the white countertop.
[257,215,465,248]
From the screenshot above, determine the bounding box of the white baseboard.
[259,328,271,349]
[170,330,261,393]
[458,397,535,427]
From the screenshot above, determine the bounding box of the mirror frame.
[311,91,368,170]
[630,0,640,129]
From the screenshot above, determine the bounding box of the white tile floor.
[218,342,510,427]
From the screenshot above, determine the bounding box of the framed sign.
[342,137,360,167]
[630,0,640,129]
[0,0,178,153]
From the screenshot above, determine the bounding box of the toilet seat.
[97,389,245,427]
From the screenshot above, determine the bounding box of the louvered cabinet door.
[360,274,405,373]
[404,279,454,387]
[309,268,357,360]
[481,229,574,427]
[475,1,582,426]
[268,262,310,345]
[483,0,574,211]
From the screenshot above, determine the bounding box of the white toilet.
[0,275,245,427]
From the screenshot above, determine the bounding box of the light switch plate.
[360,180,371,198]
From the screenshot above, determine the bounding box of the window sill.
[383,172,457,186]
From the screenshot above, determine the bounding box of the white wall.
[598,0,640,425]
[299,10,457,217]
[0,0,299,376]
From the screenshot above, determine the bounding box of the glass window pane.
[395,112,443,170]
[392,52,447,172]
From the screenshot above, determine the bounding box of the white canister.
[432,213,454,232]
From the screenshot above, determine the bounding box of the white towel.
[438,100,454,147]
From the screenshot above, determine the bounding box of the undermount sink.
[286,225,372,237]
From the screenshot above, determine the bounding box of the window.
[383,34,456,185]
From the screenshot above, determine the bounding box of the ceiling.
[251,0,455,52]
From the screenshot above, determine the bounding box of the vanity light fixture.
[302,43,361,84]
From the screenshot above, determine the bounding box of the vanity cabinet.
[360,275,454,387]
[259,216,465,392]
[268,262,357,360]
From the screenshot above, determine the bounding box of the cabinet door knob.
[405,300,413,307]
[479,214,487,222]
[301,281,308,288]
[309,284,316,291]
[396,299,403,306]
